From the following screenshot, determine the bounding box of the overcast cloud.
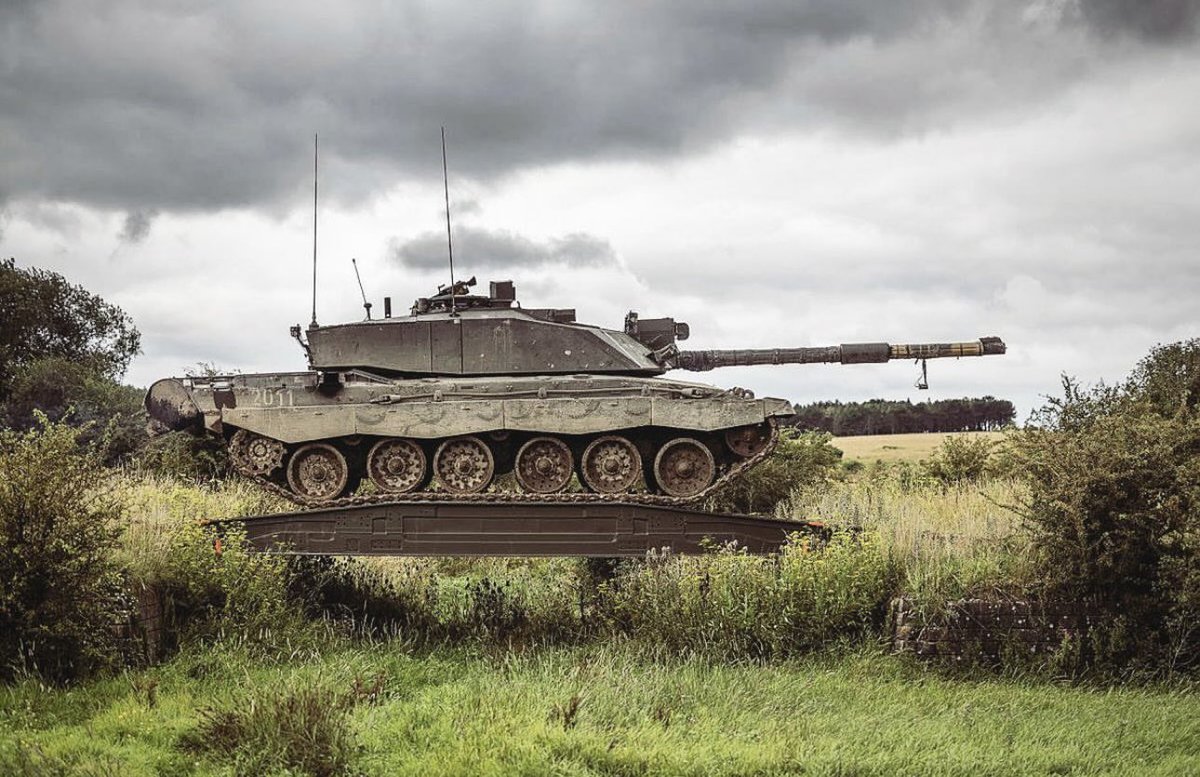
[2,0,1194,215]
[391,227,617,271]
[1,0,1198,416]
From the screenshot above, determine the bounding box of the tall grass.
[113,470,286,585]
[788,475,1035,614]
[599,532,892,658]
[112,471,321,657]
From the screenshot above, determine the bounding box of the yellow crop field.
[831,431,1006,464]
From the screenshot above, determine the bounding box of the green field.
[3,644,1199,776]
[832,431,1006,464]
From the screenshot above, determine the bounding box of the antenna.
[351,258,372,320]
[310,133,319,327]
[441,126,457,316]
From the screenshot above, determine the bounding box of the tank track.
[247,421,780,511]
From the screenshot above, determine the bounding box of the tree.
[3,356,146,463]
[0,259,147,462]
[0,258,141,400]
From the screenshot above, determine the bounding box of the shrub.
[707,430,842,514]
[153,521,305,647]
[116,473,309,653]
[0,418,125,682]
[132,430,230,482]
[1010,340,1200,674]
[921,434,995,485]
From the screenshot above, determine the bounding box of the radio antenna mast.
[351,258,372,320]
[310,133,319,327]
[441,126,457,316]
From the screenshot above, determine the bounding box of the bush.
[153,521,306,648]
[115,473,310,654]
[0,418,125,682]
[1010,340,1200,674]
[133,430,230,482]
[708,430,842,514]
[599,532,892,658]
[920,434,995,485]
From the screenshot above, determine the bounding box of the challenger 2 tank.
[145,278,1006,504]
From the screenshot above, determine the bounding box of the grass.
[789,476,1034,609]
[1,643,1197,776]
[113,471,288,585]
[833,431,1006,465]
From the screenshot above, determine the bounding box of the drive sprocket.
[229,429,286,477]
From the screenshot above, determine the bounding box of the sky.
[2,0,1198,418]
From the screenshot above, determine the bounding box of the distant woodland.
[787,397,1016,436]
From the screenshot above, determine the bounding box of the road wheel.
[287,442,350,501]
[580,435,641,494]
[654,438,716,498]
[434,436,495,494]
[367,438,427,493]
[515,436,574,494]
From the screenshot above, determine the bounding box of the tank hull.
[151,372,791,439]
[147,370,792,502]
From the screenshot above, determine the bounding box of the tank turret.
[300,279,1004,379]
[148,277,1006,504]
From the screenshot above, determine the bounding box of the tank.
[146,278,1005,503]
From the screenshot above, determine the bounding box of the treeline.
[788,397,1016,436]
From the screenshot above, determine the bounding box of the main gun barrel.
[673,336,1005,372]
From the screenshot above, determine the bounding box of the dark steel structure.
[210,500,822,557]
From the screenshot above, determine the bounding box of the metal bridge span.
[211,501,821,557]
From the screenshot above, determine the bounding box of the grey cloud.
[450,199,482,218]
[391,227,617,271]
[1081,0,1199,41]
[118,209,157,244]
[3,0,1183,216]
